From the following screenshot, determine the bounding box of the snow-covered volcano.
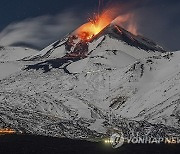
[25,23,165,61]
[0,21,180,140]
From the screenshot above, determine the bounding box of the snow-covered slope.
[0,23,179,140]
[0,46,38,62]
[0,46,38,79]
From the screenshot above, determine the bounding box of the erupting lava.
[76,6,138,41]
[76,8,118,41]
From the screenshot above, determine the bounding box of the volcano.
[24,22,165,61]
[0,18,180,142]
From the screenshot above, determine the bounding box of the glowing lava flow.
[76,8,118,41]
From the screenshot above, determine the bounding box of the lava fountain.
[76,7,119,41]
[75,4,138,41]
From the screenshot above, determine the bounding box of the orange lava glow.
[76,8,119,41]
[0,128,16,134]
[75,2,138,41]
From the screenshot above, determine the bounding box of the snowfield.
[0,47,38,79]
[0,24,179,140]
[0,46,38,62]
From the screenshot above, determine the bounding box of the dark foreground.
[0,134,180,154]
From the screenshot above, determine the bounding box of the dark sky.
[0,0,180,50]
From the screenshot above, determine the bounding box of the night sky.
[0,0,179,50]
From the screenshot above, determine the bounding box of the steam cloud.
[114,13,138,35]
[0,11,82,50]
